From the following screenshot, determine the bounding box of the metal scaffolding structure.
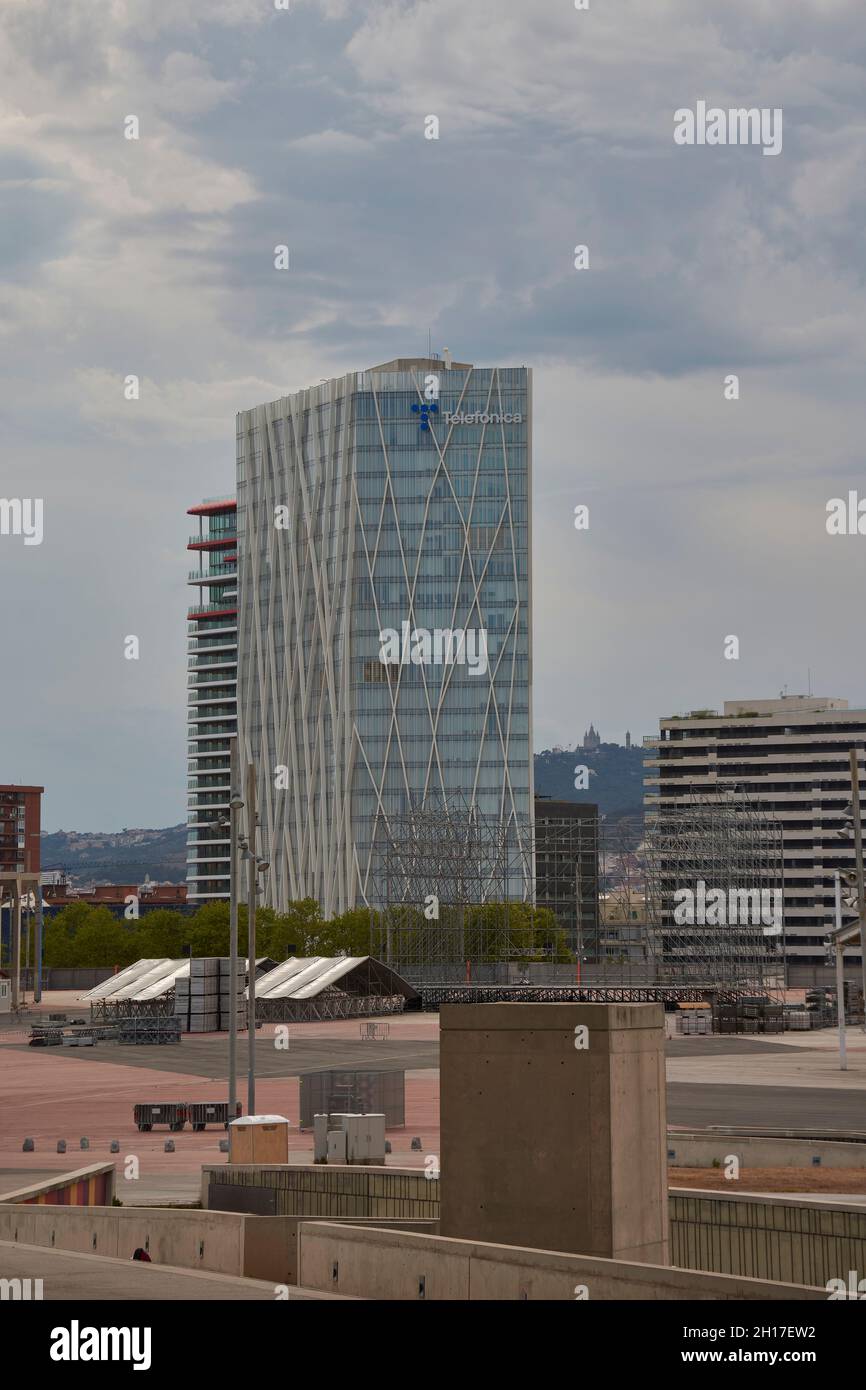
[366,788,784,1002]
[370,792,536,973]
[644,788,785,994]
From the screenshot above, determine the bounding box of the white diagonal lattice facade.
[236,358,533,917]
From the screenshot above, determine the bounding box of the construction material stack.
[219,956,246,1033]
[173,974,190,1031]
[173,957,247,1034]
[188,957,220,1033]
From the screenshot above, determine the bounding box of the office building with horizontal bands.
[644,696,866,982]
[533,798,599,954]
[186,497,237,903]
[237,355,533,916]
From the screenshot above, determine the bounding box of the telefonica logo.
[411,401,439,432]
[444,411,523,425]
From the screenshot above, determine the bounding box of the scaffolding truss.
[371,793,530,972]
[644,788,784,994]
[367,787,784,1000]
[256,993,406,1023]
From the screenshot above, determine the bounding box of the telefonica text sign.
[444,411,523,425]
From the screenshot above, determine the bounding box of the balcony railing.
[188,569,237,583]
[188,639,238,653]
[187,601,238,618]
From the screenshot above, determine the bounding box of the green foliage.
[40,895,573,969]
[463,901,571,963]
[306,906,375,957]
[534,741,645,817]
[43,904,138,968]
[129,909,189,959]
[258,899,324,959]
[187,901,233,957]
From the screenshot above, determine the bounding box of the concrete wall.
[297,1222,826,1301]
[668,1133,866,1170]
[439,1002,667,1263]
[0,1201,437,1287]
[245,1217,437,1285]
[0,1204,250,1276]
[204,1164,439,1219]
[0,1163,115,1206]
[203,1165,866,1291]
[671,1189,866,1288]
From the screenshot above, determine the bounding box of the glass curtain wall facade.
[186,498,237,902]
[236,357,533,917]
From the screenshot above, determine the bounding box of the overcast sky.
[2,0,865,831]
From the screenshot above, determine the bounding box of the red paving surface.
[0,996,440,1184]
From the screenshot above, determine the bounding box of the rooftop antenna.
[427,328,431,358]
[807,667,812,696]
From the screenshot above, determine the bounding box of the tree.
[132,909,189,959]
[187,902,232,957]
[43,903,96,968]
[258,899,323,959]
[309,906,375,957]
[66,908,136,967]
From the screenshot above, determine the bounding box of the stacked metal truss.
[643,788,784,995]
[116,1014,182,1045]
[93,994,174,1021]
[174,958,247,1033]
[256,993,405,1023]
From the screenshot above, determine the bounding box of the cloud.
[1,0,866,829]
[287,128,381,154]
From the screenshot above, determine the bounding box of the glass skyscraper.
[236,355,533,917]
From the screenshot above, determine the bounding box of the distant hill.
[41,825,187,885]
[41,746,646,885]
[534,743,645,822]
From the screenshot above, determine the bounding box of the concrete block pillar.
[440,1002,668,1264]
